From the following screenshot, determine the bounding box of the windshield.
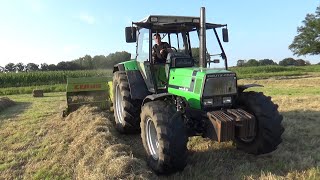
[188,28,226,69]
[152,32,189,55]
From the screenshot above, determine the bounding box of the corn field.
[1,65,319,88]
[0,70,113,88]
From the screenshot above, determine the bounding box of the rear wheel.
[113,71,140,133]
[140,101,188,174]
[235,91,284,154]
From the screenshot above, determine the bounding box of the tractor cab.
[125,15,229,93]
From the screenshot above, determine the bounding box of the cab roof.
[132,15,227,33]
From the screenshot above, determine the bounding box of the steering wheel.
[171,47,178,52]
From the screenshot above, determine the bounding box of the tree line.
[237,58,315,67]
[0,51,131,73]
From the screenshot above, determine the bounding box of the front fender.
[238,84,263,93]
[142,93,173,106]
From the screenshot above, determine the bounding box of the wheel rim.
[115,84,124,124]
[146,117,159,160]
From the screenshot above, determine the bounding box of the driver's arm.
[161,42,172,53]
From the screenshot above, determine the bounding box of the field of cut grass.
[0,93,153,179]
[0,75,319,179]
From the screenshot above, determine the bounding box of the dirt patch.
[0,97,15,112]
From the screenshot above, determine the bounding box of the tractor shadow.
[111,110,320,179]
[165,110,320,179]
[0,102,31,127]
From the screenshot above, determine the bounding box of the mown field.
[0,69,319,179]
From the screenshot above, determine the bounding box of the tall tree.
[15,62,25,72]
[295,59,307,66]
[259,59,277,66]
[40,63,49,71]
[289,6,320,56]
[279,58,296,66]
[5,63,15,72]
[26,63,39,72]
[83,55,93,69]
[47,64,57,71]
[246,59,259,66]
[237,60,246,67]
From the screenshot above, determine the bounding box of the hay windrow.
[52,106,153,179]
[0,97,15,112]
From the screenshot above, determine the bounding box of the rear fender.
[113,63,149,100]
[238,84,263,93]
[113,64,125,73]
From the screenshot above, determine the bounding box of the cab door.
[136,28,156,93]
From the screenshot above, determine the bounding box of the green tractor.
[112,7,284,174]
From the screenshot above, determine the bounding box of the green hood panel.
[168,67,235,109]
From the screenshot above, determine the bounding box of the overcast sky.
[0,0,319,67]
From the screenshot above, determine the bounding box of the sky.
[0,0,319,67]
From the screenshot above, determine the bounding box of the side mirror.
[222,28,229,42]
[125,27,137,43]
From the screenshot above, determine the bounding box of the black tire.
[113,71,140,133]
[140,100,188,174]
[235,91,284,155]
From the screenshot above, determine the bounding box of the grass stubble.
[0,76,319,179]
[0,93,154,179]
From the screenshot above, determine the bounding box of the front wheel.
[235,91,284,155]
[140,101,188,174]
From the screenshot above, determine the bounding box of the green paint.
[119,60,139,71]
[153,64,167,88]
[168,67,234,109]
[66,77,109,92]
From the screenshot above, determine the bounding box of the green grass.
[0,84,66,95]
[0,92,68,179]
[230,65,320,79]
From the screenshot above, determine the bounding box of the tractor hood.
[168,67,237,109]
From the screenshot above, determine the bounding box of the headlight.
[203,99,213,106]
[223,97,232,104]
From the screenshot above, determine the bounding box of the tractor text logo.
[74,84,102,90]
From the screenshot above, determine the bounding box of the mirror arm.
[213,28,228,70]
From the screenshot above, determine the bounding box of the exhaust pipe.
[199,7,206,68]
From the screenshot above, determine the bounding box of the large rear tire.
[140,101,188,174]
[113,71,140,133]
[235,91,284,155]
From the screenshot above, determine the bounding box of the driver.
[152,33,172,63]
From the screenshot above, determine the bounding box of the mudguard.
[238,84,263,93]
[142,93,173,105]
[113,63,150,100]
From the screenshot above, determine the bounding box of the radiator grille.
[203,75,237,96]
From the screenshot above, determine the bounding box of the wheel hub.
[115,84,124,124]
[146,117,159,160]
